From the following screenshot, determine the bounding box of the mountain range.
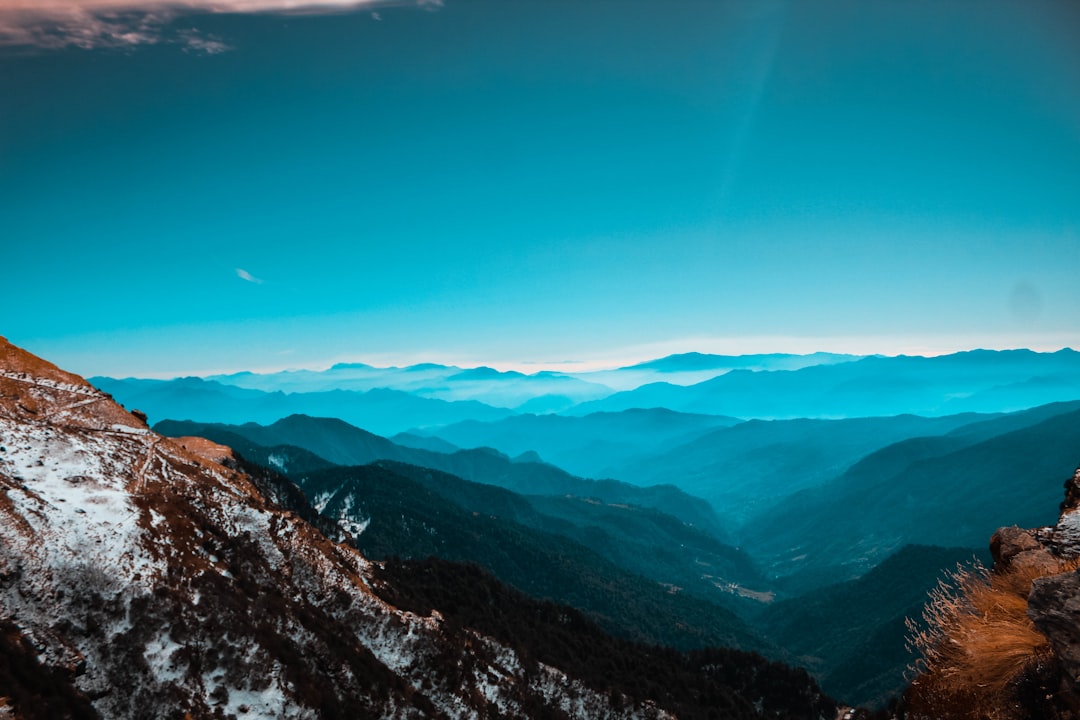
[568,349,1080,417]
[41,343,1080,711]
[95,348,1080,440]
[152,414,727,540]
[0,337,838,718]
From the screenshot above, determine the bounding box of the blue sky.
[2,0,1078,377]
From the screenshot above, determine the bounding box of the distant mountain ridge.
[570,348,1080,417]
[92,375,515,436]
[153,414,729,539]
[96,349,1080,446]
[624,351,863,372]
[410,408,741,479]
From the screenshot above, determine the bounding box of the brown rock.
[991,526,1043,565]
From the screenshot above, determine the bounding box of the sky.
[1,0,1078,377]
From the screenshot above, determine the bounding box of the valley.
[94,346,1080,709]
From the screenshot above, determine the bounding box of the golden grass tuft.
[905,555,1080,718]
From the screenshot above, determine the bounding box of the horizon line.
[93,344,1078,381]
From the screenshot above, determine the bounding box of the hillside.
[610,413,992,527]
[411,408,740,480]
[744,405,1080,589]
[759,545,984,708]
[293,462,765,652]
[370,460,766,606]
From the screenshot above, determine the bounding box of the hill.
[743,406,1080,589]
[411,407,741,479]
[758,544,984,707]
[293,462,765,652]
[610,413,993,528]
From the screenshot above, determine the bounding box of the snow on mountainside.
[0,338,674,719]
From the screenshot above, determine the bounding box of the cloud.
[0,0,404,49]
[235,267,263,284]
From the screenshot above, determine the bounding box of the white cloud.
[0,0,396,49]
[235,268,263,284]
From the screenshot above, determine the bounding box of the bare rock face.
[991,526,1062,575]
[1030,571,1080,685]
[1016,466,1080,690]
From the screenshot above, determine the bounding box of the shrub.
[905,558,1077,719]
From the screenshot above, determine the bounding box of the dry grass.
[905,556,1080,718]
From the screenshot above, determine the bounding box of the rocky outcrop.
[990,525,1060,574]
[984,466,1080,696]
[1029,572,1080,684]
[1023,468,1080,690]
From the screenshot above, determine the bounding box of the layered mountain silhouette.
[208,362,613,409]
[407,408,741,479]
[65,344,1080,714]
[153,414,727,539]
[0,338,839,718]
[91,376,515,436]
[568,349,1080,417]
[294,462,764,652]
[743,402,1080,589]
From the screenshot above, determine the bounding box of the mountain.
[206,362,613,409]
[157,415,766,617]
[743,404,1080,589]
[625,352,864,373]
[154,414,729,539]
[293,462,764,652]
[0,337,837,719]
[569,349,1080,418]
[91,375,515,436]
[612,413,996,528]
[0,340,627,717]
[571,352,865,393]
[371,460,767,608]
[377,558,836,720]
[201,353,865,410]
[410,408,741,479]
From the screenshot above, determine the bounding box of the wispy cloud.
[235,267,263,284]
[0,0,419,50]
